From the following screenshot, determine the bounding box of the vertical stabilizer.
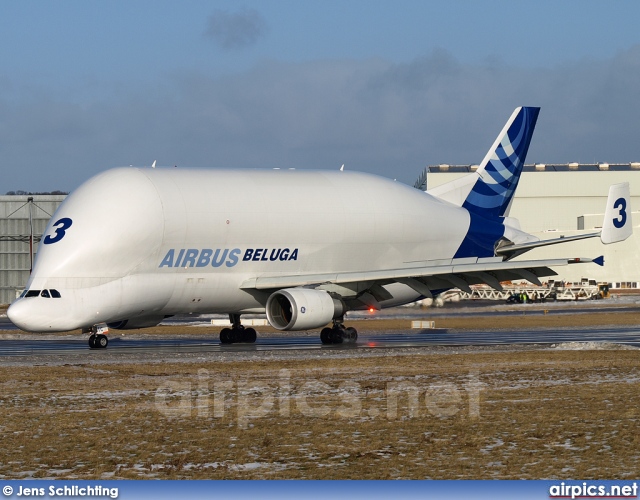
[601,182,632,244]
[462,106,539,217]
[428,107,539,218]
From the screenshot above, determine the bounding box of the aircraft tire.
[330,327,344,344]
[220,328,232,344]
[96,334,109,348]
[345,327,358,343]
[243,327,257,343]
[320,327,333,344]
[232,328,243,343]
[88,334,97,348]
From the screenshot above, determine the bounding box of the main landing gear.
[320,319,357,345]
[87,325,109,349]
[219,314,257,344]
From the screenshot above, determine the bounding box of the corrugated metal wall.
[0,195,66,304]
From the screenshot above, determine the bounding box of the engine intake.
[266,288,344,331]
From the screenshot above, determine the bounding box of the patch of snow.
[554,341,638,350]
[481,438,504,453]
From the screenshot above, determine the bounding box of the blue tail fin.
[462,106,539,218]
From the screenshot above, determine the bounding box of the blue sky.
[2,1,640,191]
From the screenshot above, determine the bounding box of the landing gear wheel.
[220,326,257,344]
[220,314,259,344]
[89,334,108,349]
[345,327,358,343]
[232,328,242,343]
[243,327,257,343]
[320,324,357,345]
[330,327,344,344]
[220,327,232,344]
[320,327,333,344]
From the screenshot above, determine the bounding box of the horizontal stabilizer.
[497,183,632,259]
[496,232,600,259]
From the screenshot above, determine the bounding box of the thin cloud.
[205,8,267,50]
[2,47,640,192]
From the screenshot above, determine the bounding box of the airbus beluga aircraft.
[7,107,632,348]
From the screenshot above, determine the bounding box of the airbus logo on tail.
[159,247,299,268]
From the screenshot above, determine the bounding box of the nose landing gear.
[86,325,109,349]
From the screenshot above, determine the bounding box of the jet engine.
[266,288,344,330]
[106,315,169,330]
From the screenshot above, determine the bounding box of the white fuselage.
[9,167,472,332]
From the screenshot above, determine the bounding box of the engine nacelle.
[106,315,169,330]
[266,288,344,331]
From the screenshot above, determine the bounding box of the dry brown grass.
[1,350,639,479]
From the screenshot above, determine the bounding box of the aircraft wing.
[240,256,600,306]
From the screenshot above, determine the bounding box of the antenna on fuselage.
[151,160,157,169]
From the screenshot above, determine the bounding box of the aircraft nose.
[7,299,30,331]
[7,294,88,332]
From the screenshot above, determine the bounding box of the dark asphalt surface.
[0,325,639,357]
[2,300,639,356]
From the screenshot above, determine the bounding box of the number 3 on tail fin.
[601,183,632,244]
[612,197,627,229]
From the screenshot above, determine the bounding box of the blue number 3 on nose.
[43,217,73,244]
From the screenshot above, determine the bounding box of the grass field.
[1,348,639,479]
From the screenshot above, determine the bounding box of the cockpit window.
[21,289,61,298]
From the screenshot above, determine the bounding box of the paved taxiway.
[1,326,640,357]
[2,299,640,357]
